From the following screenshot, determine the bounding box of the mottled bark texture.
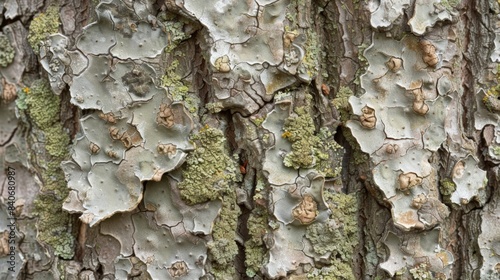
[1,0,500,279]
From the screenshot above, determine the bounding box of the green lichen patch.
[34,194,74,259]
[28,6,60,54]
[244,206,269,278]
[440,0,461,12]
[45,124,70,158]
[305,192,358,279]
[178,126,239,205]
[15,88,28,110]
[484,64,500,113]
[156,11,191,53]
[25,80,61,130]
[178,126,240,277]
[0,34,15,67]
[23,79,73,258]
[282,93,340,173]
[207,194,240,279]
[332,86,354,122]
[484,87,500,114]
[307,259,355,280]
[205,102,224,114]
[316,127,344,178]
[439,178,456,196]
[492,145,500,156]
[161,59,198,114]
[251,116,265,127]
[409,263,434,280]
[162,21,190,53]
[301,29,320,79]
[282,95,322,169]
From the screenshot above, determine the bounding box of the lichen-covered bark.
[1,0,500,279]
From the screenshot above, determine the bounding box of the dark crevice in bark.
[237,206,251,280]
[0,127,17,147]
[459,1,498,278]
[0,16,26,30]
[222,108,252,278]
[460,209,483,279]
[463,0,492,137]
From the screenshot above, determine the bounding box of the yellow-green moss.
[45,124,70,158]
[305,192,358,279]
[0,34,15,67]
[24,79,73,258]
[28,6,60,54]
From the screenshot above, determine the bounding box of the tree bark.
[1,0,500,279]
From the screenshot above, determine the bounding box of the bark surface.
[1,0,500,279]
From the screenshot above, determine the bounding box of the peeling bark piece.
[380,229,453,277]
[82,163,142,226]
[408,0,452,36]
[264,221,312,278]
[100,212,135,257]
[132,212,206,279]
[449,156,488,205]
[262,99,296,185]
[369,0,410,29]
